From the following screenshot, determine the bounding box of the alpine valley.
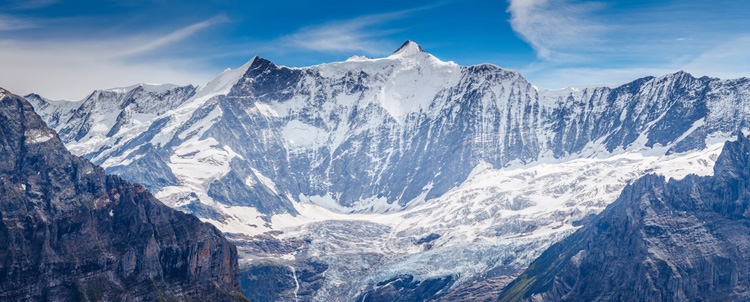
[22,41,750,301]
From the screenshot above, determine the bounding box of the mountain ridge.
[0,87,246,301]
[498,133,750,301]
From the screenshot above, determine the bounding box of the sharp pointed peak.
[391,40,426,56]
[660,70,695,79]
[246,56,280,72]
[250,55,273,64]
[242,55,259,67]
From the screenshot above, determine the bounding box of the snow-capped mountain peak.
[387,40,441,64]
[391,40,425,56]
[193,56,256,101]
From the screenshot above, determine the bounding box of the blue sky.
[1,0,749,99]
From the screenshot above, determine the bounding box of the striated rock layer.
[0,87,245,301]
[499,134,750,302]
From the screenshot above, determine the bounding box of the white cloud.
[505,0,750,88]
[0,14,38,31]
[2,0,59,10]
[522,65,676,89]
[281,17,392,55]
[0,16,224,100]
[521,36,750,89]
[118,15,228,57]
[683,36,750,79]
[506,0,606,60]
[277,7,429,56]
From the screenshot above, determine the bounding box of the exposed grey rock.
[238,260,328,302]
[0,88,245,301]
[105,144,179,193]
[355,274,455,302]
[498,134,750,302]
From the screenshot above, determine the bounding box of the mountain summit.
[391,40,426,56]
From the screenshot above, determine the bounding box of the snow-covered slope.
[27,41,750,300]
[498,134,750,302]
[212,140,723,300]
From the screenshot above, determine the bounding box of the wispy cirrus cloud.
[276,4,440,56]
[0,16,225,99]
[0,14,38,31]
[118,15,228,57]
[2,0,59,10]
[684,36,750,80]
[279,12,404,55]
[506,0,607,61]
[506,0,750,88]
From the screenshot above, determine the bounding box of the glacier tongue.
[24,40,750,300]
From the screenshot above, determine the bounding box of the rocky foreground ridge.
[0,87,246,301]
[499,133,750,301]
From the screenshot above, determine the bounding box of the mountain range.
[19,40,750,301]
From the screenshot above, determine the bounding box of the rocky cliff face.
[498,134,750,302]
[0,88,244,301]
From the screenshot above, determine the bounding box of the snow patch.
[105,83,180,94]
[250,168,279,194]
[167,137,239,200]
[298,193,402,214]
[255,102,279,117]
[346,55,370,62]
[204,205,268,235]
[673,117,705,145]
[25,129,54,144]
[244,175,257,187]
[281,120,325,149]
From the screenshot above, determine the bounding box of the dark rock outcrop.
[0,88,245,301]
[355,274,455,302]
[498,133,750,301]
[239,260,328,302]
